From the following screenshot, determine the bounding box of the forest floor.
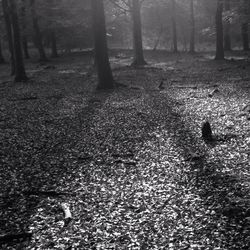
[0,50,250,250]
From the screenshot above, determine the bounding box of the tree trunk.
[30,0,47,62]
[224,0,231,51]
[171,0,178,53]
[8,0,28,82]
[215,0,224,60]
[153,28,162,51]
[189,0,195,53]
[2,0,15,74]
[241,0,249,51]
[131,0,146,66]
[22,37,30,59]
[241,23,249,51]
[0,40,6,64]
[20,0,30,59]
[91,0,114,90]
[50,30,58,58]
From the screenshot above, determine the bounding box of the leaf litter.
[0,51,250,249]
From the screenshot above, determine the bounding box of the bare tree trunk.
[215,0,224,60]
[153,5,163,51]
[91,0,114,89]
[189,0,195,53]
[241,0,249,51]
[22,37,30,59]
[30,0,47,62]
[0,40,6,64]
[241,23,249,51]
[224,0,231,51]
[8,0,28,82]
[20,0,30,59]
[131,0,147,66]
[153,28,163,51]
[2,0,15,74]
[171,0,178,53]
[50,30,58,58]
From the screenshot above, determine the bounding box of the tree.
[20,0,30,59]
[40,0,63,58]
[189,0,195,53]
[215,0,224,60]
[91,0,115,89]
[171,0,178,52]
[50,30,58,58]
[131,0,147,65]
[7,0,28,82]
[108,0,146,65]
[241,23,249,51]
[241,0,249,51]
[224,0,231,51]
[2,0,15,74]
[30,0,48,61]
[0,39,6,64]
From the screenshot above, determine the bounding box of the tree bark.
[153,28,162,51]
[30,0,47,61]
[171,0,178,53]
[241,0,249,51]
[241,23,249,51]
[189,0,195,53]
[131,0,147,66]
[91,0,115,89]
[224,0,231,51]
[20,0,30,59]
[22,37,30,59]
[0,40,6,64]
[8,0,28,82]
[215,0,224,60]
[2,0,15,74]
[50,30,59,58]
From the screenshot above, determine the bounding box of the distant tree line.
[0,0,249,87]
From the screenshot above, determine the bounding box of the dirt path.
[0,51,250,249]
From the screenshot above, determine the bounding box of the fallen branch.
[23,190,68,197]
[111,153,134,158]
[61,203,72,226]
[242,104,250,112]
[10,96,38,101]
[208,88,219,97]
[114,159,137,166]
[171,85,198,89]
[19,96,38,101]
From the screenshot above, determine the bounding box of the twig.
[61,203,72,226]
